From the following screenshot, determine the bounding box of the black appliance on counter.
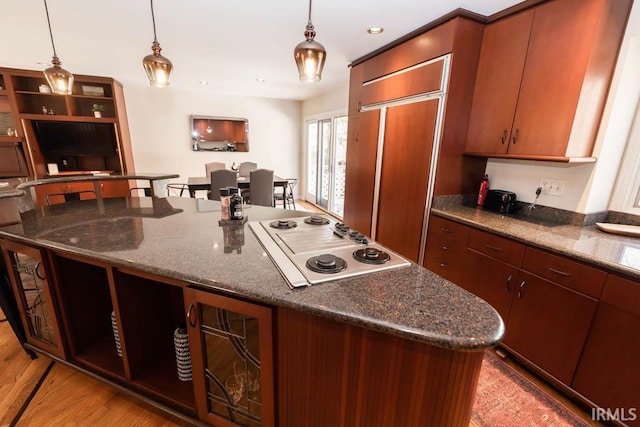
[483,190,517,213]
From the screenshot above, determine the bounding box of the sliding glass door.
[305,115,347,218]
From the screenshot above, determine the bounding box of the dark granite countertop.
[0,177,30,199]
[0,197,504,351]
[15,172,179,189]
[432,204,640,281]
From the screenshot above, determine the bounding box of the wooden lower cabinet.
[1,241,65,358]
[502,271,597,386]
[424,213,471,284]
[34,180,131,206]
[276,307,484,427]
[427,214,640,420]
[184,287,274,427]
[572,275,640,426]
[461,248,518,322]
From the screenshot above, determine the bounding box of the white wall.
[483,1,640,214]
[122,84,302,196]
[302,83,349,118]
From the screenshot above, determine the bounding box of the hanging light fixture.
[142,0,173,87]
[293,0,326,82]
[42,0,73,95]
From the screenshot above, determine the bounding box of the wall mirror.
[190,115,249,152]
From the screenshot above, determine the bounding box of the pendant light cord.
[150,0,158,42]
[43,0,58,56]
[308,0,313,24]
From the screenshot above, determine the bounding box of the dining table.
[187,175,290,207]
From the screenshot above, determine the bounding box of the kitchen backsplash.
[432,195,608,226]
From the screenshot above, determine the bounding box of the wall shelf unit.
[0,67,135,203]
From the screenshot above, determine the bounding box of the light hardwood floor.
[0,312,192,426]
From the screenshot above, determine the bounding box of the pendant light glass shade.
[143,0,173,87]
[42,0,73,95]
[294,0,326,82]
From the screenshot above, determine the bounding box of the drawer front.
[424,235,466,284]
[468,229,525,267]
[428,216,470,244]
[100,180,131,198]
[600,274,640,315]
[522,247,606,299]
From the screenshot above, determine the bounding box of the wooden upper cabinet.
[360,59,444,106]
[465,0,631,161]
[465,10,533,155]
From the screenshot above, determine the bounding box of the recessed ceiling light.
[256,78,265,83]
[199,80,209,85]
[367,27,384,34]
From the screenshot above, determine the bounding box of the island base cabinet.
[52,254,126,379]
[184,287,275,427]
[1,241,65,359]
[276,307,484,427]
[112,270,196,414]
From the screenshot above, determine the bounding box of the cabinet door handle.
[547,266,571,277]
[501,129,507,144]
[517,281,526,299]
[35,261,46,281]
[441,227,452,234]
[357,101,362,112]
[511,128,519,144]
[439,263,448,268]
[186,303,196,328]
[485,244,502,252]
[505,275,513,293]
[355,131,360,142]
[439,245,449,251]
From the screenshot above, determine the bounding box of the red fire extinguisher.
[477,174,489,206]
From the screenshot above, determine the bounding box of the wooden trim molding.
[350,9,487,67]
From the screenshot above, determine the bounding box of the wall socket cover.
[539,178,565,196]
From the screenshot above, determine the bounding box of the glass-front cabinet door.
[1,241,65,358]
[184,287,274,427]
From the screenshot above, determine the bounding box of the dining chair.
[247,169,274,207]
[209,169,237,201]
[205,162,227,198]
[205,162,226,176]
[166,183,189,197]
[274,178,297,209]
[238,162,257,178]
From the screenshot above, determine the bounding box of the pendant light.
[142,0,173,87]
[293,0,326,82]
[42,0,73,95]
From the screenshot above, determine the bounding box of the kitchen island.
[0,197,504,426]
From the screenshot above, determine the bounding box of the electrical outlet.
[539,178,565,196]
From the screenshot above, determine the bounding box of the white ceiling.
[1,0,525,101]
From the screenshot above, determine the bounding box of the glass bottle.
[229,187,244,220]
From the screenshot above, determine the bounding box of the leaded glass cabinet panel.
[184,287,274,427]
[1,241,65,358]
